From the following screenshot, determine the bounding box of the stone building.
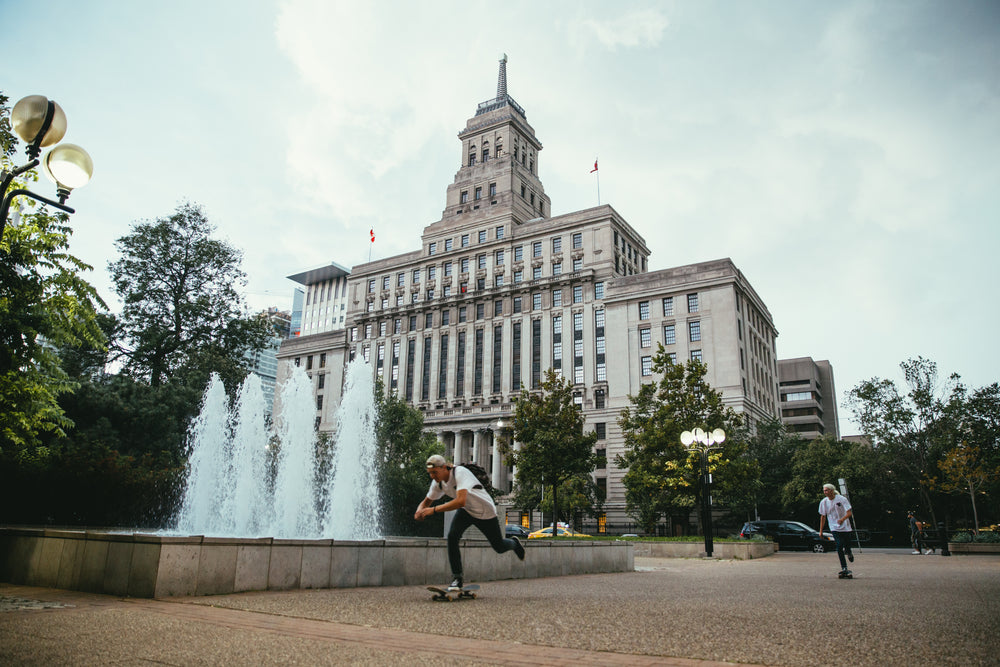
[777,357,840,441]
[277,57,781,529]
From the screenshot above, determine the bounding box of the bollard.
[938,522,950,556]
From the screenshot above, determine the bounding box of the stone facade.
[276,58,780,529]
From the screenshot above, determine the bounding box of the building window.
[429,242,437,255]
[532,241,542,258]
[461,234,469,247]
[664,324,676,345]
[514,245,523,261]
[494,222,502,236]
[379,321,387,337]
[531,319,542,389]
[426,312,434,329]
[640,328,651,348]
[573,257,583,271]
[689,320,701,342]
[438,334,449,398]
[475,186,482,200]
[595,389,605,409]
[443,285,451,297]
[595,422,606,440]
[496,249,504,265]
[476,303,485,320]
[445,238,453,251]
[573,286,583,304]
[461,258,469,273]
[495,275,504,287]
[461,191,468,203]
[690,349,703,362]
[663,297,673,316]
[687,293,699,313]
[513,270,523,283]
[426,288,435,300]
[459,306,467,322]
[553,289,562,307]
[594,282,604,299]
[428,266,436,280]
[494,299,503,316]
[641,356,653,376]
[666,352,677,364]
[513,296,522,313]
[316,395,323,411]
[552,262,562,275]
[478,254,487,270]
[572,232,583,249]
[639,301,650,320]
[552,237,562,253]
[444,261,452,276]
[478,230,487,243]
[393,319,401,334]
[532,293,542,310]
[456,331,466,396]
[368,279,376,293]
[533,266,542,280]
[412,269,420,284]
[442,310,450,325]
[408,315,417,330]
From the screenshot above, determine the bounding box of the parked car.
[527,526,591,539]
[740,520,836,553]
[505,524,530,540]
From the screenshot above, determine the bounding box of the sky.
[3,0,998,436]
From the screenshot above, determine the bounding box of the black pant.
[447,508,517,577]
[833,531,854,570]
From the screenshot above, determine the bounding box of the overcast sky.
[4,1,998,435]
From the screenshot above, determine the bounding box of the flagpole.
[596,169,601,206]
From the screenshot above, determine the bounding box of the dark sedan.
[740,520,836,552]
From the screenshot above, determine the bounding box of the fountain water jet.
[175,357,382,539]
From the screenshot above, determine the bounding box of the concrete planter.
[947,542,1000,554]
[0,527,634,598]
[631,540,774,560]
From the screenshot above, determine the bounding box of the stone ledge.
[631,540,775,559]
[947,542,1000,554]
[0,528,634,598]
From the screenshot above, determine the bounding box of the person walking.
[908,511,928,554]
[818,483,855,576]
[415,454,525,591]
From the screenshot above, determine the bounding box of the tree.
[935,443,998,534]
[737,417,800,521]
[502,369,600,536]
[108,202,271,389]
[373,379,443,536]
[847,357,972,527]
[616,353,754,535]
[0,91,106,454]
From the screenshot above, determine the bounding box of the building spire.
[496,53,508,100]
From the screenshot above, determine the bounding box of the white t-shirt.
[427,465,497,520]
[818,494,853,532]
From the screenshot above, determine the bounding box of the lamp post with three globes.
[680,427,726,558]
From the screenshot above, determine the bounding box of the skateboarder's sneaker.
[512,536,525,561]
[448,577,463,592]
[911,550,921,554]
[847,551,854,563]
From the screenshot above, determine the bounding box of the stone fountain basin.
[0,527,633,598]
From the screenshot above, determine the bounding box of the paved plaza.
[1,549,997,665]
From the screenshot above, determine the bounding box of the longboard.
[428,584,480,601]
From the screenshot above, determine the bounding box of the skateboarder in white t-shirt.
[415,455,524,591]
[818,483,855,577]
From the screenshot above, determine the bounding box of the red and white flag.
[370,228,375,243]
[590,159,598,173]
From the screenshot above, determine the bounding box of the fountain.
[175,356,383,540]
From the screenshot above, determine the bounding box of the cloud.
[568,8,669,51]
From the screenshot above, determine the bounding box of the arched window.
[482,140,490,162]
[468,144,477,167]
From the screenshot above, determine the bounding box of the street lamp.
[680,427,726,557]
[1,95,94,239]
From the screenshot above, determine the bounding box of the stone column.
[491,430,503,488]
[472,429,484,467]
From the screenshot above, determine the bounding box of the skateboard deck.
[428,584,480,601]
[838,569,853,579]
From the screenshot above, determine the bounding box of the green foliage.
[503,369,601,530]
[735,418,800,520]
[108,202,272,389]
[1,91,106,454]
[538,474,605,530]
[616,354,754,534]
[373,378,443,535]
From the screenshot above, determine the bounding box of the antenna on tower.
[497,53,508,100]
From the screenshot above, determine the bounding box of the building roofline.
[286,261,351,286]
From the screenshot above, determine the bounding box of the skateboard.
[838,569,853,579]
[427,584,480,601]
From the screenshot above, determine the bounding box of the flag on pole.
[590,159,598,173]
[370,228,375,243]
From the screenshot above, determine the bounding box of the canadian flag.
[370,228,375,243]
[590,159,598,173]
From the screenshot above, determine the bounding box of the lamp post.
[680,427,726,558]
[1,95,94,239]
